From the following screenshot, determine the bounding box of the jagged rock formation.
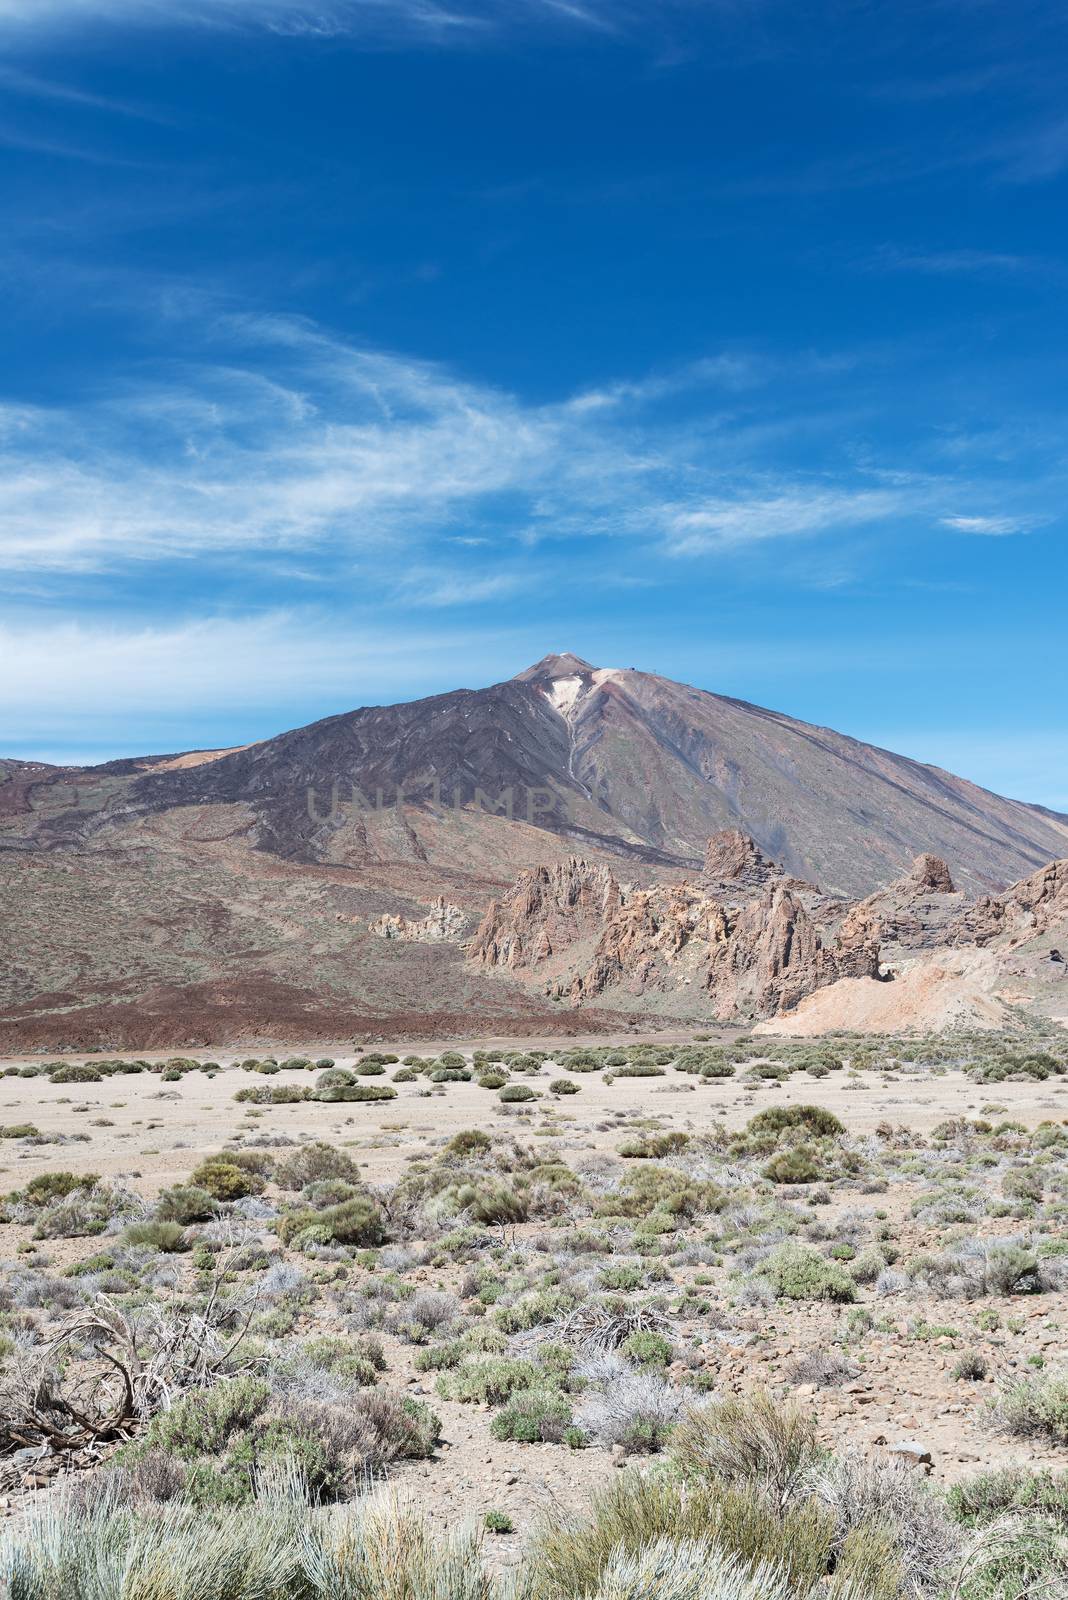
[844,853,966,954]
[949,858,1068,950]
[909,853,956,894]
[369,898,468,944]
[700,829,789,897]
[469,860,622,971]
[471,836,882,1020]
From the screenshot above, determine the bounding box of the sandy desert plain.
[0,1025,1066,1597]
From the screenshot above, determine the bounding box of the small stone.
[887,1440,933,1473]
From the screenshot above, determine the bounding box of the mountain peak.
[514,652,596,682]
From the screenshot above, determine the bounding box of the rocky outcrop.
[369,898,469,944]
[907,853,956,894]
[470,860,622,971]
[950,858,1068,949]
[843,853,966,954]
[472,844,882,1020]
[700,829,786,896]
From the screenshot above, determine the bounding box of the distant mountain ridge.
[2,653,1067,1049]
[4,652,1067,896]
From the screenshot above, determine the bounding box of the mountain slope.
[4,652,1067,896]
[2,651,1067,1048]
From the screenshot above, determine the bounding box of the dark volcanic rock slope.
[5,653,1067,897]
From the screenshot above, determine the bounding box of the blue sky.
[0,0,1065,808]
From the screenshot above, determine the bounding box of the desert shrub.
[576,1361,681,1453]
[786,1352,860,1388]
[848,1246,889,1285]
[525,1468,843,1600]
[952,1351,989,1382]
[596,1165,722,1223]
[446,1130,493,1158]
[758,1243,856,1303]
[478,1070,509,1089]
[0,1490,504,1597]
[321,1083,396,1103]
[495,1287,576,1334]
[234,1085,311,1104]
[499,1084,539,1103]
[0,1124,38,1139]
[190,1159,265,1202]
[22,1171,99,1207]
[157,1185,219,1225]
[747,1105,845,1138]
[763,1146,828,1185]
[123,1219,189,1253]
[490,1387,572,1443]
[949,1464,1068,1523]
[619,1330,674,1369]
[618,1132,691,1159]
[991,1369,1068,1444]
[1002,1167,1043,1202]
[279,1193,386,1249]
[390,1290,462,1343]
[550,1078,581,1096]
[670,1390,821,1505]
[131,1377,438,1506]
[275,1143,361,1191]
[611,1063,665,1078]
[48,1063,102,1084]
[809,1451,957,1595]
[438,1357,544,1405]
[912,1241,1045,1298]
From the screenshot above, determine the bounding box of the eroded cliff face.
[842,853,966,955]
[950,858,1068,949]
[469,860,622,971]
[470,836,882,1020]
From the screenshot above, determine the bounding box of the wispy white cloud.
[662,487,905,554]
[0,307,1049,590]
[867,244,1039,277]
[940,513,1033,536]
[0,0,641,38]
[0,310,905,579]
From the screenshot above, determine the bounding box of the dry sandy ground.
[2,1038,1067,1555]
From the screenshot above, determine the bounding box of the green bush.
[190,1160,265,1202]
[618,1132,690,1159]
[22,1171,98,1206]
[438,1357,543,1405]
[490,1387,572,1443]
[620,1330,674,1368]
[279,1192,386,1249]
[124,1219,189,1253]
[993,1370,1068,1444]
[48,1063,102,1084]
[763,1145,828,1185]
[499,1084,539,1102]
[747,1105,844,1138]
[759,1243,856,1303]
[446,1130,493,1157]
[157,1185,219,1225]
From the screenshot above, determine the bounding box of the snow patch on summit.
[546,676,584,716]
[545,668,623,719]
